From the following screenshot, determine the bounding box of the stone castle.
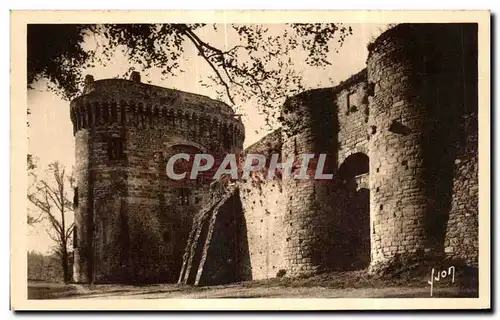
[70,23,479,285]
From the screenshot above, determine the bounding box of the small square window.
[108,136,124,160]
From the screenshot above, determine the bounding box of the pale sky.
[27,23,387,254]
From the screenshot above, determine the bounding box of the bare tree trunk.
[28,161,75,284]
[61,246,70,283]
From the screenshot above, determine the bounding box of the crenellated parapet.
[70,77,244,149]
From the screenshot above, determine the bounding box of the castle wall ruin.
[237,23,479,280]
[71,23,479,285]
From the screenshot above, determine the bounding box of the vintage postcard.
[10,10,490,310]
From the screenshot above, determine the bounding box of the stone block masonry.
[240,129,286,280]
[239,23,478,280]
[71,72,244,283]
[444,113,478,265]
[70,23,479,285]
[366,23,478,271]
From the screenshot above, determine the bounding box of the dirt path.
[28,281,477,299]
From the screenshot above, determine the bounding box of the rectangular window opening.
[108,136,125,160]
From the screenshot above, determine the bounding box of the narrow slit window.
[73,226,78,248]
[347,92,358,113]
[177,188,190,206]
[103,104,109,123]
[73,187,79,208]
[111,103,118,123]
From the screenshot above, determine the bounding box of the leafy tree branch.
[28,23,352,132]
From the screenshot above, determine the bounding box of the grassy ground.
[28,268,478,299]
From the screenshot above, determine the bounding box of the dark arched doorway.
[337,152,370,270]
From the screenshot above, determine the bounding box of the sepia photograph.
[10,10,490,310]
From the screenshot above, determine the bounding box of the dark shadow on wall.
[334,153,371,270]
[235,192,253,282]
[411,24,478,257]
[351,188,371,268]
[197,188,252,286]
[338,153,369,180]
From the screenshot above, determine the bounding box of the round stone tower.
[366,24,477,271]
[367,25,431,271]
[70,72,244,283]
[280,88,339,277]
